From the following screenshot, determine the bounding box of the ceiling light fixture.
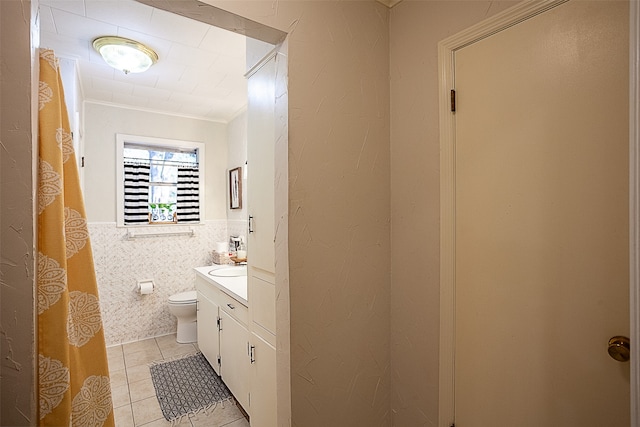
[93,36,158,74]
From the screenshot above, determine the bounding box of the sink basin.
[208,266,247,277]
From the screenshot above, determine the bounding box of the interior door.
[454,1,630,425]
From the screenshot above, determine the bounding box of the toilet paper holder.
[136,279,155,294]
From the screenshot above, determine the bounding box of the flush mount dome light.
[93,36,158,74]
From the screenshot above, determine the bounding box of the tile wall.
[90,220,247,346]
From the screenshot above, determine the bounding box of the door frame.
[437,1,639,425]
[629,0,639,423]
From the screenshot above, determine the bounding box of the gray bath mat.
[149,351,232,422]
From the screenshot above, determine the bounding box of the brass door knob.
[607,336,630,362]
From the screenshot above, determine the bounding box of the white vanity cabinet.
[195,275,250,410]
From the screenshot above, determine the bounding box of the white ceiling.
[39,0,248,122]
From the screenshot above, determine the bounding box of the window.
[117,134,205,226]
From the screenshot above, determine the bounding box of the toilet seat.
[168,290,197,304]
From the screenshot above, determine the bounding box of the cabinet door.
[250,274,275,337]
[220,310,250,410]
[247,52,278,426]
[197,292,220,375]
[249,332,277,427]
[247,54,276,275]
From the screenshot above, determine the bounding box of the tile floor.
[107,334,250,427]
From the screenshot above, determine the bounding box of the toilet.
[167,290,198,343]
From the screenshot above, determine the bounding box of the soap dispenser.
[236,237,247,261]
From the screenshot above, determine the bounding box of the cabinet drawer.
[219,291,248,326]
[195,276,220,303]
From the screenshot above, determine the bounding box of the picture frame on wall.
[229,167,242,209]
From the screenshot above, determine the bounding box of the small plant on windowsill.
[148,203,157,223]
[148,203,177,224]
[162,203,177,223]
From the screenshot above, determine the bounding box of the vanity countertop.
[194,265,248,306]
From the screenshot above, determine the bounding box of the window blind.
[176,167,200,223]
[123,162,150,224]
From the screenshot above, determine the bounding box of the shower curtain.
[37,49,114,426]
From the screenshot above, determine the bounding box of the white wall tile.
[90,220,237,345]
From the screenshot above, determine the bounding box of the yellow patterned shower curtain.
[37,49,114,426]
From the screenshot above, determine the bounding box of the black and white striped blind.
[176,167,200,223]
[123,162,150,225]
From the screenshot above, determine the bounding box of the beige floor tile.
[129,377,156,403]
[221,418,250,427]
[113,405,135,427]
[135,417,173,427]
[115,335,247,427]
[107,345,124,359]
[127,363,152,384]
[189,401,244,427]
[111,383,131,409]
[155,335,195,352]
[108,348,126,372]
[137,415,193,427]
[160,343,197,360]
[110,368,128,389]
[140,413,197,427]
[125,347,163,368]
[131,396,164,426]
[124,338,160,356]
[154,334,179,349]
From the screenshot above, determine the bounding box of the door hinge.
[451,89,456,112]
[81,156,85,167]
[217,355,221,365]
[216,316,221,331]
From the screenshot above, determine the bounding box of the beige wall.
[209,1,392,426]
[0,0,37,424]
[82,103,228,222]
[0,1,549,426]
[389,1,519,425]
